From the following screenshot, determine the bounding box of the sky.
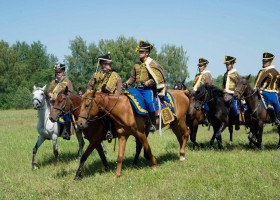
[1,0,280,80]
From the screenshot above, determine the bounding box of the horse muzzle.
[194,101,202,110]
[49,115,59,123]
[77,119,88,129]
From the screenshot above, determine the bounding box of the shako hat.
[135,39,153,52]
[262,51,274,62]
[98,52,112,64]
[224,55,236,64]
[198,57,209,66]
[54,62,65,72]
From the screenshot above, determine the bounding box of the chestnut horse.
[49,87,110,176]
[77,89,190,178]
[233,75,280,149]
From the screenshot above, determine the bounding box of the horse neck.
[69,92,81,118]
[37,99,49,125]
[244,83,259,112]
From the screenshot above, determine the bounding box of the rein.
[79,92,121,122]
[52,92,81,117]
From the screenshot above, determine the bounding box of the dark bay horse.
[234,75,280,149]
[49,87,110,175]
[193,84,230,149]
[77,89,190,178]
[173,81,237,148]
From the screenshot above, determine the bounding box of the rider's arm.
[126,65,136,86]
[87,73,96,91]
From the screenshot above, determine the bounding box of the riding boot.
[202,110,209,126]
[149,111,157,132]
[63,121,71,140]
[106,120,113,143]
[275,111,280,125]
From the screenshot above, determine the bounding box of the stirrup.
[106,131,113,143]
[150,124,156,132]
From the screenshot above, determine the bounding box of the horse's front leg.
[228,125,233,146]
[75,128,85,159]
[256,124,264,149]
[52,134,58,166]
[132,137,143,166]
[115,135,129,178]
[32,135,45,170]
[96,143,109,171]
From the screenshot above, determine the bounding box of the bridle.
[52,92,81,117]
[78,92,120,122]
[195,88,216,108]
[32,91,46,110]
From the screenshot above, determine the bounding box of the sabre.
[157,91,162,136]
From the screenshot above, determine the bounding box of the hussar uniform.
[255,51,280,120]
[222,55,240,117]
[192,58,213,92]
[124,39,166,132]
[48,62,73,140]
[87,52,122,142]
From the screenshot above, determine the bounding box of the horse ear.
[42,85,46,91]
[33,85,36,90]
[246,74,251,80]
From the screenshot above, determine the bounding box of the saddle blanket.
[125,88,176,123]
[260,94,274,111]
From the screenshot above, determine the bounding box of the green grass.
[0,109,280,199]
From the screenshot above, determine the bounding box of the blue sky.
[1,0,280,80]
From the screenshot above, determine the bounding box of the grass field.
[0,109,280,199]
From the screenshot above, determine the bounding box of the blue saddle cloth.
[260,94,274,111]
[125,88,176,119]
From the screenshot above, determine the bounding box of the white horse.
[32,85,84,169]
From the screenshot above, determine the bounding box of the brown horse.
[233,75,280,149]
[49,87,110,176]
[77,89,190,178]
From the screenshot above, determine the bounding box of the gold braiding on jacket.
[135,63,149,87]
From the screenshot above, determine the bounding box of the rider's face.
[198,65,206,72]
[101,63,112,71]
[56,71,64,79]
[263,60,271,67]
[226,63,233,71]
[139,51,149,60]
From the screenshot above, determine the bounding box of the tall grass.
[0,109,279,199]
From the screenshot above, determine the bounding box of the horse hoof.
[74,176,81,181]
[229,141,233,146]
[180,157,186,161]
[32,163,39,170]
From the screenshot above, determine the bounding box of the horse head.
[193,84,207,110]
[77,90,98,129]
[32,85,47,110]
[49,86,70,122]
[173,80,187,90]
[233,75,251,101]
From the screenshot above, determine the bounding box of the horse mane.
[207,85,224,98]
[44,90,51,111]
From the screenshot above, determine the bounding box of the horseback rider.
[122,39,166,132]
[48,62,73,140]
[192,57,213,124]
[87,52,122,142]
[222,55,240,130]
[254,51,280,124]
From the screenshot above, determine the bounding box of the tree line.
[0,36,189,109]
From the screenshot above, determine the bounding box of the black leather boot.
[149,111,157,132]
[106,120,113,143]
[63,121,71,140]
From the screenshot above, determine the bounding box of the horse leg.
[74,141,97,181]
[75,128,85,159]
[32,135,45,170]
[96,143,109,171]
[115,135,129,178]
[277,126,280,149]
[143,131,150,160]
[171,120,190,160]
[190,122,201,149]
[132,138,143,166]
[228,125,233,146]
[52,134,58,166]
[256,124,264,149]
[215,122,226,149]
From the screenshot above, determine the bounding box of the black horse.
[193,84,231,149]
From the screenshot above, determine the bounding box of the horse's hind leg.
[132,138,143,166]
[96,143,109,171]
[74,141,98,181]
[171,120,190,161]
[115,135,130,178]
[75,128,85,159]
[32,135,46,170]
[228,125,233,146]
[52,134,58,166]
[190,123,201,149]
